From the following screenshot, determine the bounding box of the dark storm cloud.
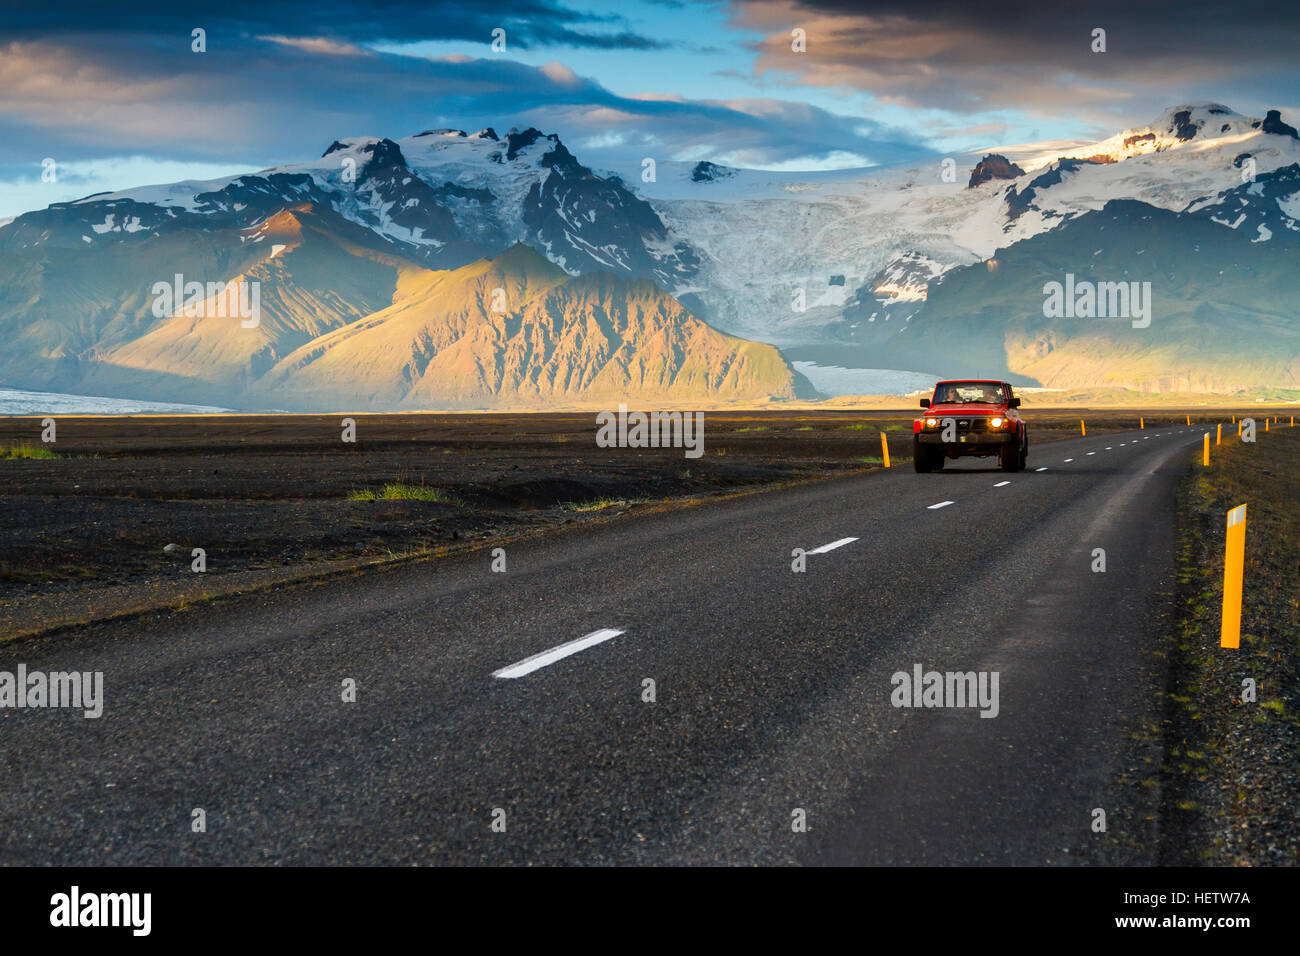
[0,30,930,174]
[730,0,1300,118]
[0,0,668,50]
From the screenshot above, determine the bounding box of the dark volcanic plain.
[0,408,1269,640]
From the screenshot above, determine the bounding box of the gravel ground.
[1163,425,1299,865]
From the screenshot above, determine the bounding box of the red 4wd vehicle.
[913,379,1027,473]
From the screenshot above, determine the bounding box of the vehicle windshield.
[933,382,1005,405]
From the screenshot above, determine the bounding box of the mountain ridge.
[55,231,800,411]
[2,102,1298,401]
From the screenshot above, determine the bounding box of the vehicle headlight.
[925,417,938,427]
[990,417,1003,428]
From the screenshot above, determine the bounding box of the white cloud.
[0,156,254,219]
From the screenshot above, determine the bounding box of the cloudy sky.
[2,0,1298,218]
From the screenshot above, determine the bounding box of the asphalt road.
[0,426,1212,865]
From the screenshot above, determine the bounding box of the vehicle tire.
[913,439,932,472]
[998,442,1018,472]
[1017,431,1028,471]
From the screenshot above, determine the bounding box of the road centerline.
[807,536,858,555]
[492,628,626,679]
[927,501,955,510]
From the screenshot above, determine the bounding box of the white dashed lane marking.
[928,501,955,510]
[492,628,626,679]
[807,537,858,554]
[1035,467,1048,472]
[1064,458,1074,462]
[994,480,1010,487]
[1087,452,1096,456]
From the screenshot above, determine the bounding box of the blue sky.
[2,0,1298,218]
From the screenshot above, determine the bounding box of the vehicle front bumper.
[915,431,1017,446]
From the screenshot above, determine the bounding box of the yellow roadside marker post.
[1216,423,1222,445]
[1203,432,1210,466]
[1081,419,1086,436]
[1266,418,1270,432]
[880,431,890,468]
[1238,420,1242,436]
[1220,505,1247,649]
[1187,414,1191,426]
[1140,417,1144,429]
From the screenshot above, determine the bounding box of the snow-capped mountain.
[874,188,1300,395]
[8,103,1296,344]
[1186,160,1300,242]
[613,103,1300,348]
[1,102,1298,404]
[0,125,698,287]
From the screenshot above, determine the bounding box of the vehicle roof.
[933,379,1009,386]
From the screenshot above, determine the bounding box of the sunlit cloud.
[259,35,367,56]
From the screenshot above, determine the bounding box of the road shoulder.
[1161,427,1299,864]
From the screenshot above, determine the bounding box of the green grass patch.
[1,442,61,460]
[348,483,463,505]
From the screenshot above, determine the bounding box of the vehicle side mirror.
[1010,397,1021,407]
[919,398,930,408]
